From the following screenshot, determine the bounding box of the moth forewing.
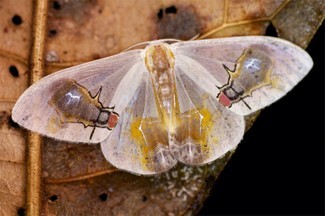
[172,36,313,115]
[12,50,142,143]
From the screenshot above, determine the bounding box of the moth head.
[144,43,175,73]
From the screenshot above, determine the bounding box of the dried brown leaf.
[0,0,323,215]
[271,0,325,48]
[0,57,28,214]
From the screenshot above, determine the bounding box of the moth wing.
[172,36,313,115]
[101,70,178,175]
[172,64,245,165]
[12,50,143,143]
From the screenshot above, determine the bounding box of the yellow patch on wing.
[270,75,286,91]
[47,115,62,134]
[176,107,215,150]
[130,117,168,169]
[130,105,217,167]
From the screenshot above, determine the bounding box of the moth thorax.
[144,43,175,73]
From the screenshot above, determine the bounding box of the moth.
[12,36,313,175]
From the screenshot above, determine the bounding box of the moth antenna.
[189,33,200,41]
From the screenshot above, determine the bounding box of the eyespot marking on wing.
[217,45,273,109]
[48,78,119,140]
[129,104,217,168]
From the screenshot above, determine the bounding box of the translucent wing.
[12,50,143,143]
[172,67,245,165]
[172,36,313,115]
[101,71,178,175]
[101,49,245,175]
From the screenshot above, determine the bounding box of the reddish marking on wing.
[218,92,232,107]
[108,112,119,129]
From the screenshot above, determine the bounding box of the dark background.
[199,25,324,215]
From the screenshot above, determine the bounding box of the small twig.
[44,169,119,184]
[27,0,49,215]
